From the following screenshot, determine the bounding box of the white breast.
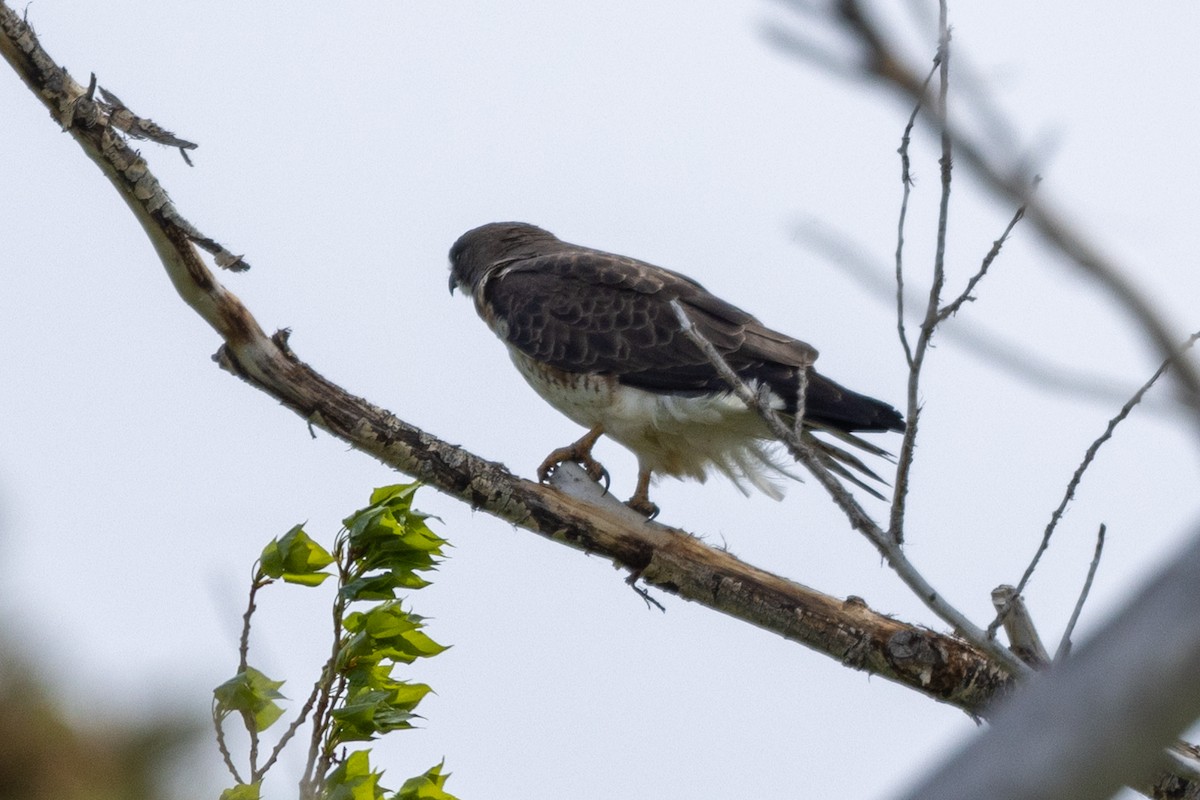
[507,347,794,499]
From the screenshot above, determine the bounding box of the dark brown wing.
[483,247,816,395]
[483,245,903,434]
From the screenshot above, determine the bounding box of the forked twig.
[894,59,940,369]
[989,330,1200,638]
[888,3,952,545]
[829,0,1200,413]
[213,702,245,784]
[791,218,1140,408]
[670,299,1026,676]
[937,193,1033,322]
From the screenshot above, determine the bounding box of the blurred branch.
[791,218,1145,409]
[989,329,1200,640]
[768,0,1200,422]
[772,6,1200,795]
[898,527,1200,800]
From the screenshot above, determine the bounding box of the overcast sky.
[3,2,1200,799]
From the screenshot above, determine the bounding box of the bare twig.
[238,576,264,675]
[893,60,939,369]
[300,553,351,796]
[791,218,1142,409]
[1054,523,1106,662]
[212,701,245,784]
[989,330,1200,638]
[229,574,269,775]
[670,299,1027,676]
[627,575,668,612]
[887,2,952,545]
[813,0,1200,418]
[257,680,322,781]
[937,194,1032,322]
[233,569,322,783]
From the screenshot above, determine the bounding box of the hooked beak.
[448,272,457,295]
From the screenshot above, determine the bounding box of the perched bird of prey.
[449,222,904,516]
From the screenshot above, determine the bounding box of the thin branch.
[989,330,1200,638]
[824,0,1200,420]
[238,576,264,674]
[95,83,198,153]
[759,23,862,82]
[791,218,1144,409]
[887,2,952,545]
[247,712,260,779]
[937,194,1031,322]
[924,3,953,348]
[257,679,322,781]
[212,701,245,785]
[236,574,266,773]
[893,59,939,369]
[670,299,1027,677]
[1054,523,1105,662]
[301,549,351,797]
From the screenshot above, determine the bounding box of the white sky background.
[3,2,1200,799]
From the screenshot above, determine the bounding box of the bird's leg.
[537,425,610,488]
[625,467,660,519]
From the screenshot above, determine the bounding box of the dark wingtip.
[801,371,906,434]
[881,404,906,433]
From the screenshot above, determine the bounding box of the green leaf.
[386,681,434,711]
[259,524,334,585]
[340,571,431,604]
[331,690,417,741]
[213,667,286,732]
[339,602,447,669]
[219,783,261,800]
[330,679,434,742]
[396,761,458,800]
[369,482,421,508]
[324,749,386,800]
[340,484,448,591]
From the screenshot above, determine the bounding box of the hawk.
[449,222,904,516]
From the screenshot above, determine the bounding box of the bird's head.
[448,221,560,295]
